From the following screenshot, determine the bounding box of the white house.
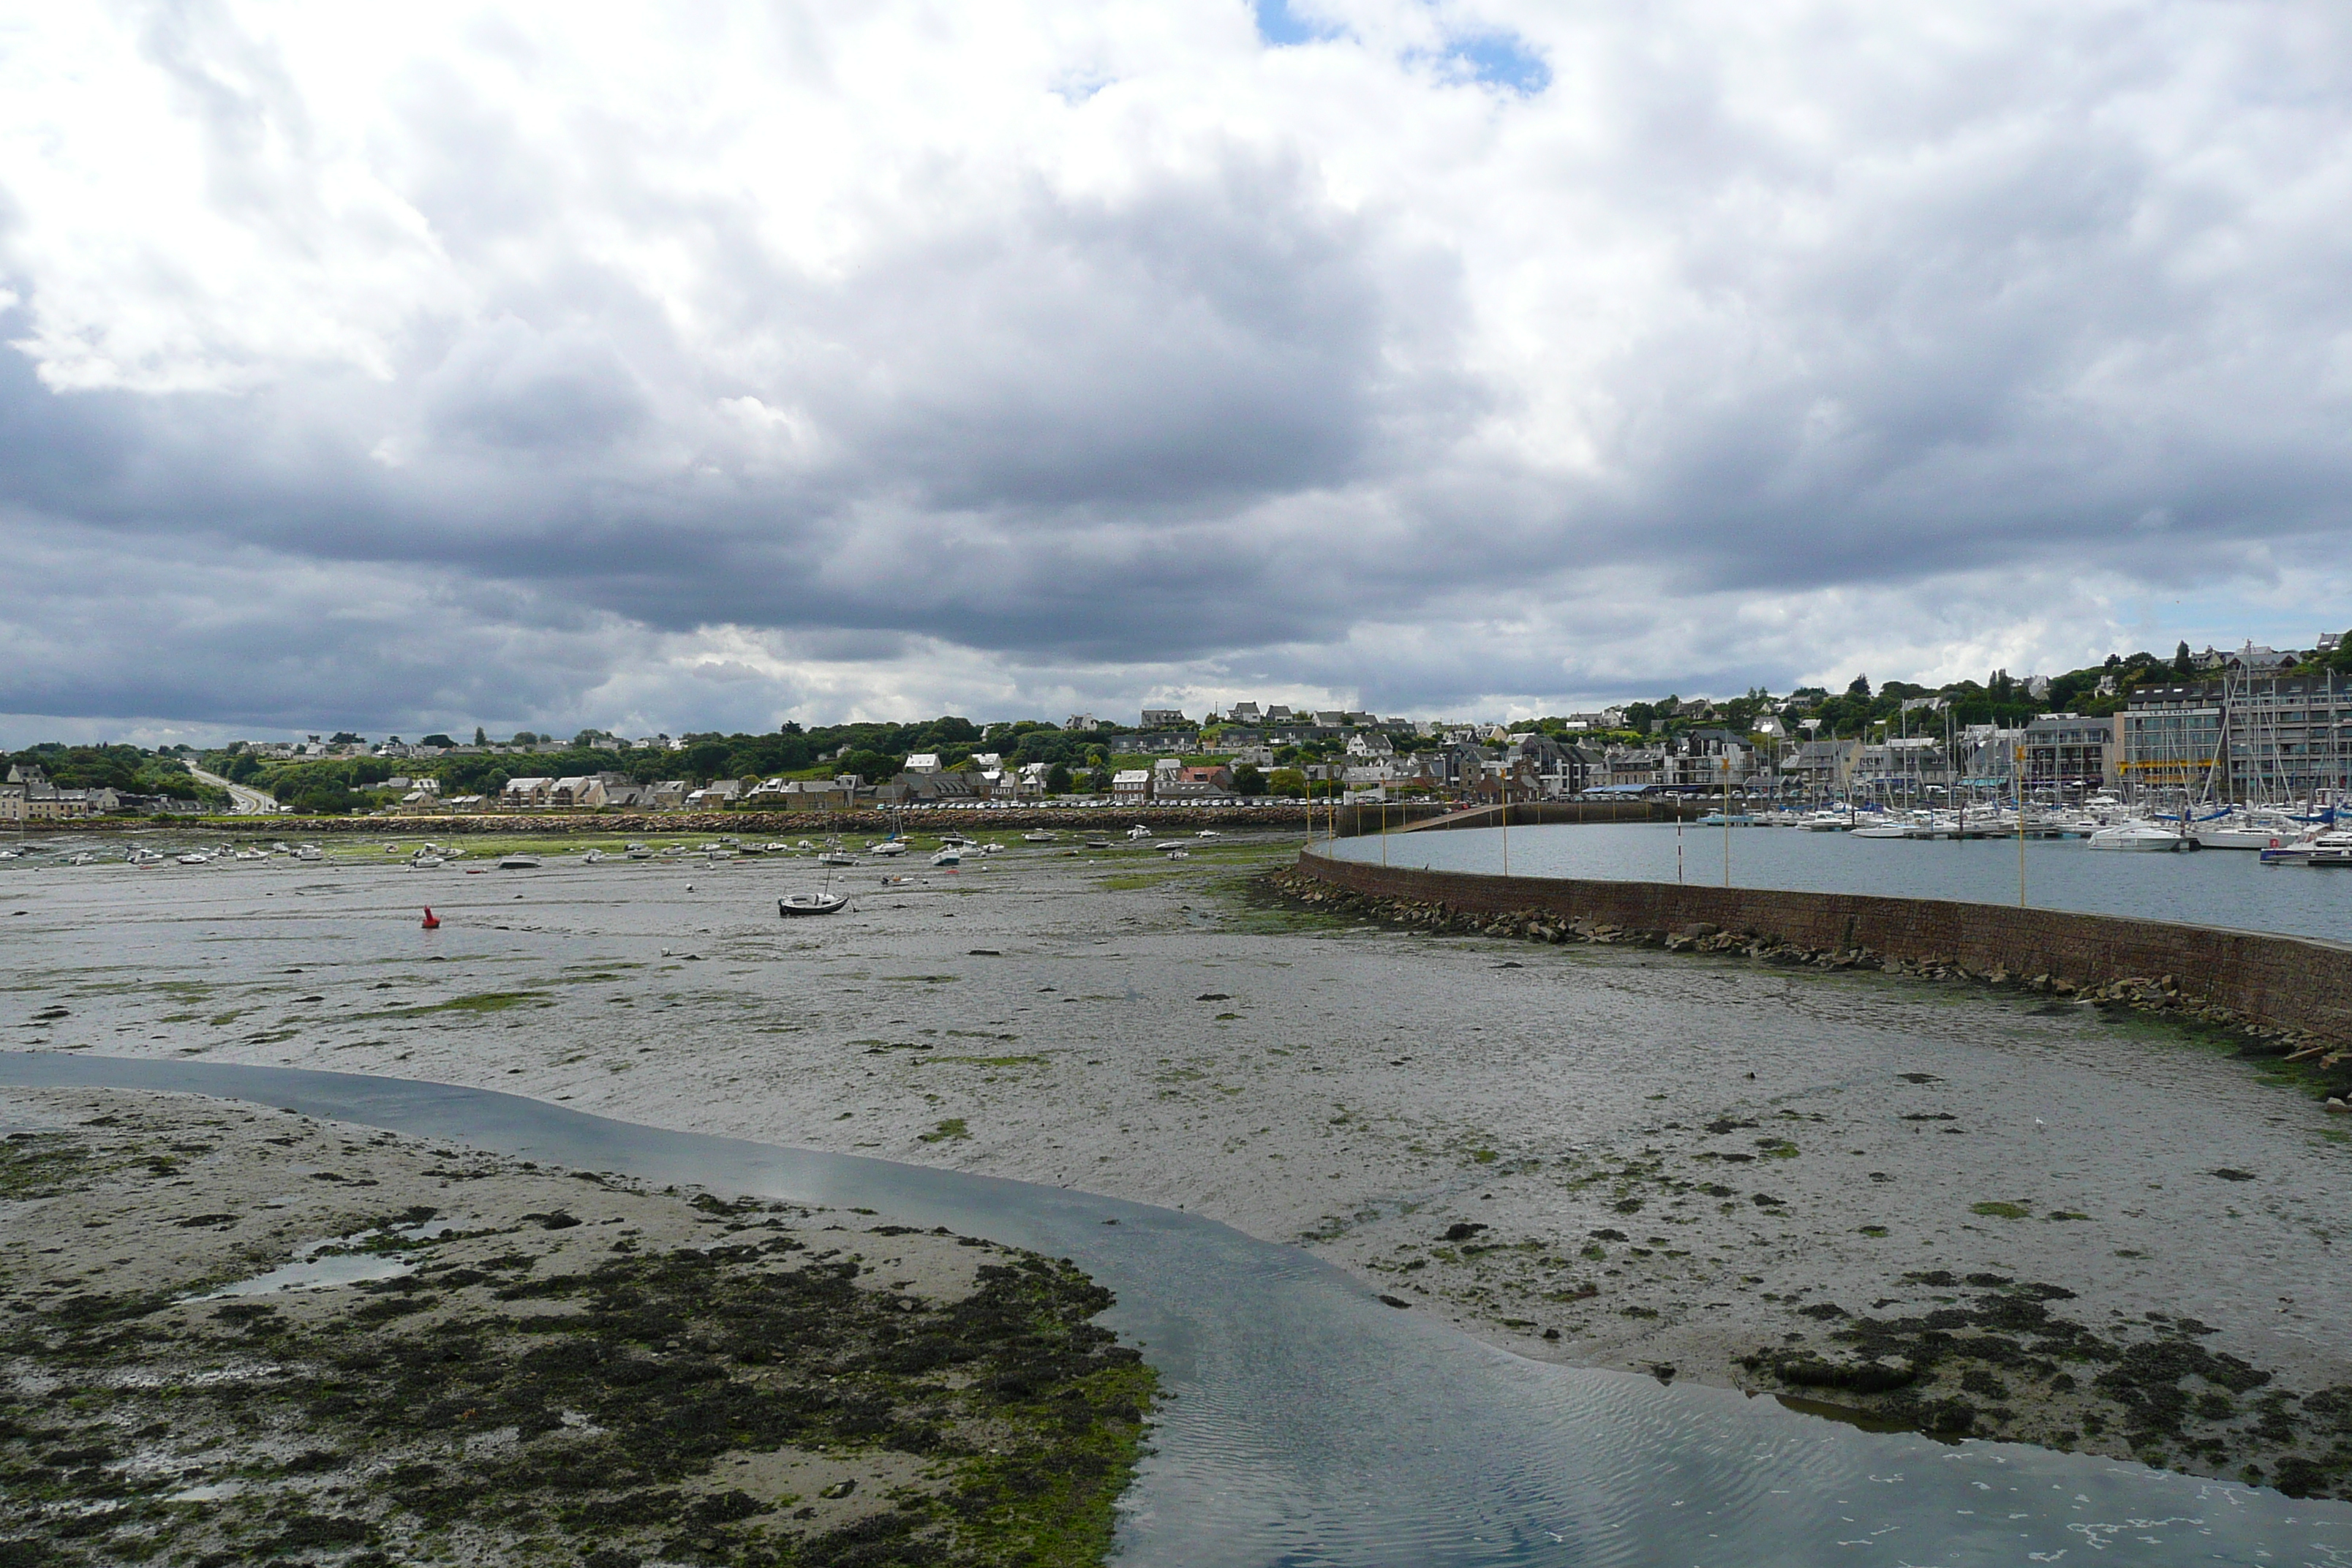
[1112,769,1153,803]
[905,753,943,773]
[501,777,554,807]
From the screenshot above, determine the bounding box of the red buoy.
[421,908,441,930]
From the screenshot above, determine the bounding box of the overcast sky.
[3,1,2348,745]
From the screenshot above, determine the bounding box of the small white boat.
[1126,825,1152,840]
[1022,830,1058,843]
[294,845,324,862]
[1084,839,1110,850]
[497,854,543,869]
[818,851,859,867]
[582,848,606,864]
[626,843,654,860]
[778,892,849,916]
[2261,829,2352,867]
[65,851,95,866]
[410,855,446,870]
[233,848,268,861]
[1154,841,1190,853]
[2086,822,2191,853]
[931,847,962,867]
[1850,821,1912,840]
[127,848,165,867]
[938,832,976,848]
[1194,829,1221,838]
[869,839,908,857]
[1163,848,1190,859]
[177,852,211,865]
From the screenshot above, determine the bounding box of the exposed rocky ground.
[1263,864,2352,1496]
[0,1088,1153,1567]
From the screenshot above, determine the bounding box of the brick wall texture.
[1297,847,2352,1044]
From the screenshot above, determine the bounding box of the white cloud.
[1,0,2348,740]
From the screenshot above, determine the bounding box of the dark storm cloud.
[4,3,2352,736]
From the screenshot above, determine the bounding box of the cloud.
[2,1,2350,745]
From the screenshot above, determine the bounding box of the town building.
[2023,714,2119,794]
[2123,674,2351,801]
[1155,765,1234,802]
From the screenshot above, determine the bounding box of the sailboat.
[780,856,851,915]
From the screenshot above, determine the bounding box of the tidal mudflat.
[6,827,2352,1501]
[0,1085,1152,1566]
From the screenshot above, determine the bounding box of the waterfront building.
[1854,736,1948,802]
[2023,714,2118,795]
[2124,673,2351,801]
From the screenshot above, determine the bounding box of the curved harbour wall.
[1291,844,2352,1047]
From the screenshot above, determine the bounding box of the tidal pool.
[2,1051,2343,1566]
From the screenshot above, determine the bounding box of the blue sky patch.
[1446,32,1550,94]
[1254,0,1343,48]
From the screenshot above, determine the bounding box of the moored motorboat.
[497,854,543,869]
[2261,829,2352,867]
[2087,822,2192,852]
[818,851,859,867]
[930,847,962,867]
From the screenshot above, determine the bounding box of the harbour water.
[4,1050,2347,1566]
[1325,821,2352,943]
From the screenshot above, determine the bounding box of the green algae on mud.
[0,1099,1156,1567]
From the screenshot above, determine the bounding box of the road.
[184,764,281,815]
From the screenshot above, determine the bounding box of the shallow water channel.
[4,1052,2345,1566]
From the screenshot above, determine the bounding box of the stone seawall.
[1284,848,2352,1056]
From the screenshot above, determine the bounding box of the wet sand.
[5,829,2351,1493]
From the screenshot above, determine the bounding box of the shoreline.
[10,804,1335,837]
